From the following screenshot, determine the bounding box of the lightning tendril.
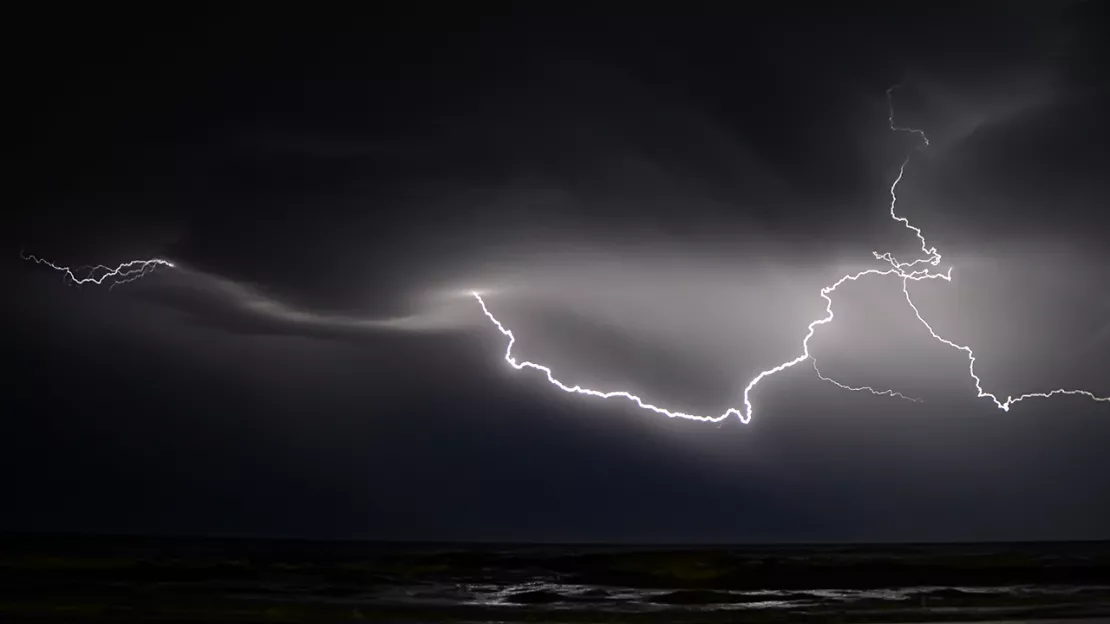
[23,87,1109,420]
[21,251,174,290]
[471,86,1108,421]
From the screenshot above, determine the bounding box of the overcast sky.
[5,3,1110,542]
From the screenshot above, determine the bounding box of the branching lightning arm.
[22,86,1109,421]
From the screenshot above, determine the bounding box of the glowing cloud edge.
[469,87,1108,422]
[21,88,1109,421]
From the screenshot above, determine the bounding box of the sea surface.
[1,534,1109,622]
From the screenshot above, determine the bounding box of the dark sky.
[5,3,1110,542]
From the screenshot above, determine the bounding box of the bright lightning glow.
[21,251,174,289]
[22,87,1109,421]
[473,266,947,423]
[473,291,736,423]
[472,86,1108,422]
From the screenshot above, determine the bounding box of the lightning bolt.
[473,265,946,423]
[22,87,1109,421]
[21,251,174,289]
[876,87,1107,411]
[473,292,736,423]
[471,86,1108,421]
[901,278,1109,411]
[812,359,922,404]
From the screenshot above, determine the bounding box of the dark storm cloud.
[7,4,1110,541]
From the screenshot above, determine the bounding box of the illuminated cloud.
[24,89,1107,426]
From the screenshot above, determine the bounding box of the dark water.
[2,534,1109,622]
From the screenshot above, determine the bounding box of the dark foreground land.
[1,534,1109,623]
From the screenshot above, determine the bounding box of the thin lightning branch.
[812,359,922,403]
[21,251,173,289]
[886,85,930,149]
[872,88,940,273]
[901,276,1109,410]
[471,86,1108,421]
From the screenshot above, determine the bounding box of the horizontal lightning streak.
[812,359,922,404]
[21,251,174,289]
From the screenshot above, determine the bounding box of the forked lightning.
[471,87,1107,421]
[24,88,1109,421]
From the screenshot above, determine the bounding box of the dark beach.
[3,534,1109,622]
[10,3,1110,623]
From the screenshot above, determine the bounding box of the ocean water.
[2,535,1109,622]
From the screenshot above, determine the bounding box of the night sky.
[6,3,1110,543]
